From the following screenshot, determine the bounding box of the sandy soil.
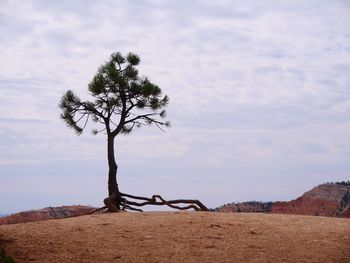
[0,212,349,263]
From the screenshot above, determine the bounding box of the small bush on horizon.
[326,181,350,186]
[336,181,350,186]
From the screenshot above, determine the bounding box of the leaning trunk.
[105,135,121,211]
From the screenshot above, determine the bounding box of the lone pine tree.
[59,51,207,212]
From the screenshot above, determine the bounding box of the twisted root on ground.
[92,193,209,214]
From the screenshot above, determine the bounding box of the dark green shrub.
[0,248,15,263]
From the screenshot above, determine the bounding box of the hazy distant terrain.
[0,206,96,225]
[0,212,349,263]
[1,182,349,226]
[216,183,350,217]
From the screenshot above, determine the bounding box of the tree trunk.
[105,135,121,211]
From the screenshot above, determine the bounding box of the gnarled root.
[119,193,208,212]
[94,193,208,214]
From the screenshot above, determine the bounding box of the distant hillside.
[0,214,7,218]
[0,205,97,225]
[215,201,273,213]
[216,182,350,218]
[272,182,350,217]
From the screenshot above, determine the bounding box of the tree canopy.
[59,52,170,138]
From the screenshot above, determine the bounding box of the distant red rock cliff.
[216,182,350,218]
[0,205,97,225]
[271,183,350,217]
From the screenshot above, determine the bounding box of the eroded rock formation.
[0,205,97,225]
[217,182,350,218]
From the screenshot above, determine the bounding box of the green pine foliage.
[59,51,170,137]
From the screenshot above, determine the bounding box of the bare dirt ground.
[0,212,349,263]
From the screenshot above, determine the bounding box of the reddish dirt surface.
[0,212,349,263]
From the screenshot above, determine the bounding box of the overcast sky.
[1,0,349,214]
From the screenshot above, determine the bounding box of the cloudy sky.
[1,0,349,214]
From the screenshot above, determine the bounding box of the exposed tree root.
[88,206,108,214]
[121,193,209,211]
[100,193,209,213]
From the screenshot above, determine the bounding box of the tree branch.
[124,113,158,124]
